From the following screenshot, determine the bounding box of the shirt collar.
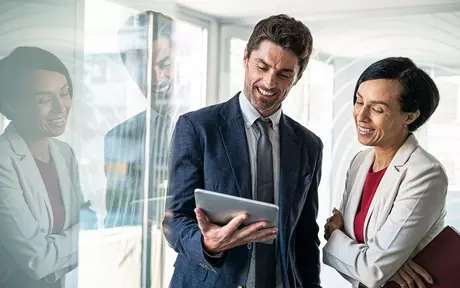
[239,92,282,133]
[150,108,160,124]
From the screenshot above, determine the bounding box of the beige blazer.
[323,134,448,288]
[0,124,83,286]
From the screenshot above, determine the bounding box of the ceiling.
[308,11,460,68]
[178,0,460,67]
[178,0,460,22]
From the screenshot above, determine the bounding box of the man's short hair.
[246,14,313,75]
[118,10,174,64]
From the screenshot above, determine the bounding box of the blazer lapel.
[4,124,53,227]
[344,150,374,240]
[278,115,301,231]
[49,140,73,229]
[218,94,252,199]
[363,134,419,240]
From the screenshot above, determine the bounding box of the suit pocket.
[173,258,209,282]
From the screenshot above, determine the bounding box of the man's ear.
[293,72,303,86]
[406,110,421,125]
[243,48,249,67]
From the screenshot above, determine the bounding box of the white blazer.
[0,124,83,286]
[323,134,448,288]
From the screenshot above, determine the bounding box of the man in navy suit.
[163,14,322,288]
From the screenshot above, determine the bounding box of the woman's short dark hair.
[0,46,73,120]
[353,57,439,131]
[246,14,313,76]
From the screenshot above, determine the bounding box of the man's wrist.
[204,248,224,258]
[201,236,223,258]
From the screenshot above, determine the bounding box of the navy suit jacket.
[163,94,323,287]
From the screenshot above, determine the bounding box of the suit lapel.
[344,150,374,240]
[278,115,301,230]
[219,94,252,199]
[362,134,419,240]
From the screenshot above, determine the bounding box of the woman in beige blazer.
[323,57,447,288]
[0,47,83,287]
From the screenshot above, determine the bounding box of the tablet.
[194,188,279,228]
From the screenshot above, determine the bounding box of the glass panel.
[80,3,148,287]
[82,2,207,287]
[0,0,210,287]
[0,2,83,288]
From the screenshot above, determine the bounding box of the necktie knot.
[255,118,272,136]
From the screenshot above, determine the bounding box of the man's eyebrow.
[156,56,171,66]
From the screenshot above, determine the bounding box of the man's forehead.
[251,48,299,72]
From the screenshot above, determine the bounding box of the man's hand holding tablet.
[194,189,279,255]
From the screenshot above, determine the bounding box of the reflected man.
[104,11,174,227]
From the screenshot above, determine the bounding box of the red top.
[354,166,387,243]
[35,158,65,233]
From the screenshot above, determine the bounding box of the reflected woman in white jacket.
[0,47,83,287]
[323,57,447,288]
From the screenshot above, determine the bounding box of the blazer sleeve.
[0,158,79,281]
[66,143,84,206]
[45,143,82,282]
[295,138,322,287]
[323,163,448,288]
[162,115,221,272]
[332,151,362,287]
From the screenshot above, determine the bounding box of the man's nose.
[153,66,169,84]
[263,71,276,89]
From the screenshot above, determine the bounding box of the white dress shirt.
[239,92,283,288]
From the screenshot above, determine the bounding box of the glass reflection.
[0,46,83,288]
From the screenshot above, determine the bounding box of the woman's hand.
[387,260,433,288]
[324,208,344,240]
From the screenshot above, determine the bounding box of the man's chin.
[151,103,175,115]
[252,100,277,113]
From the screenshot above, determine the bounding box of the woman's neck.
[15,123,51,163]
[373,134,409,171]
[27,138,51,163]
